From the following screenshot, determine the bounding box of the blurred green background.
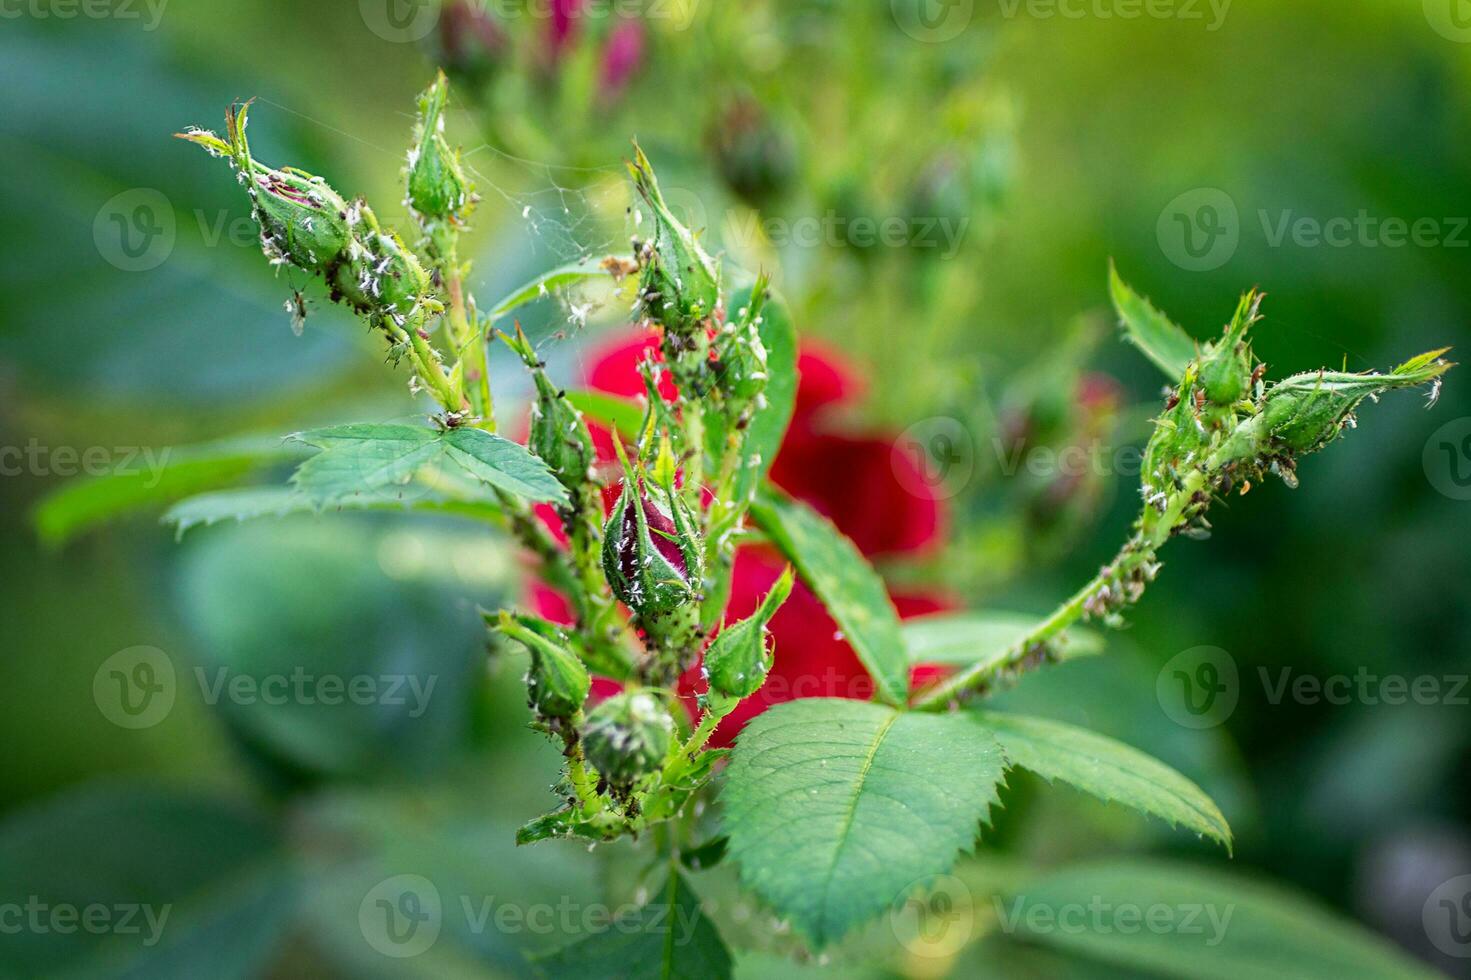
[2,0,1469,976]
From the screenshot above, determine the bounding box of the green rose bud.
[713,274,772,407]
[496,613,591,722]
[501,326,597,492]
[1262,349,1452,455]
[628,143,721,334]
[582,690,675,791]
[601,439,704,619]
[704,566,793,703]
[179,103,351,275]
[1198,290,1260,407]
[406,71,477,225]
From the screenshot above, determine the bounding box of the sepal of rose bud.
[600,438,703,617]
[628,143,721,333]
[704,566,793,701]
[1198,290,1261,406]
[406,71,476,224]
[179,103,351,275]
[1262,350,1453,454]
[496,612,591,721]
[581,690,675,791]
[1141,370,1210,497]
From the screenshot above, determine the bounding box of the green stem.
[913,467,1209,711]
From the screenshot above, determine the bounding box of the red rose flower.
[529,329,952,746]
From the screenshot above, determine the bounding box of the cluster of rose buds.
[915,280,1451,710]
[182,73,795,842]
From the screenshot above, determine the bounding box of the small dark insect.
[285,290,308,336]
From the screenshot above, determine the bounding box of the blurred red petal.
[770,430,944,557]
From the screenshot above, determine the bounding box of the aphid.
[285,289,308,336]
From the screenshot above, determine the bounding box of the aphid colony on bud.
[628,143,722,338]
[1126,286,1451,611]
[601,436,705,678]
[178,105,440,358]
[405,71,477,228]
[581,691,676,796]
[495,612,591,725]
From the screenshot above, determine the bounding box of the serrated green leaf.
[441,427,568,503]
[1000,859,1438,980]
[484,257,617,322]
[162,486,503,538]
[748,491,909,705]
[975,711,1231,850]
[1109,262,1197,381]
[31,435,304,548]
[290,424,445,505]
[290,423,565,506]
[534,869,732,980]
[722,699,1006,947]
[903,612,1105,666]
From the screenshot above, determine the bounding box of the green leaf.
[565,389,645,438]
[290,423,566,506]
[290,424,444,504]
[728,280,798,506]
[440,427,569,502]
[902,612,1105,666]
[534,870,733,979]
[748,491,910,705]
[975,711,1232,850]
[1000,859,1438,980]
[722,698,1006,947]
[32,435,304,548]
[1108,262,1197,381]
[0,783,294,979]
[485,257,616,322]
[162,486,502,538]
